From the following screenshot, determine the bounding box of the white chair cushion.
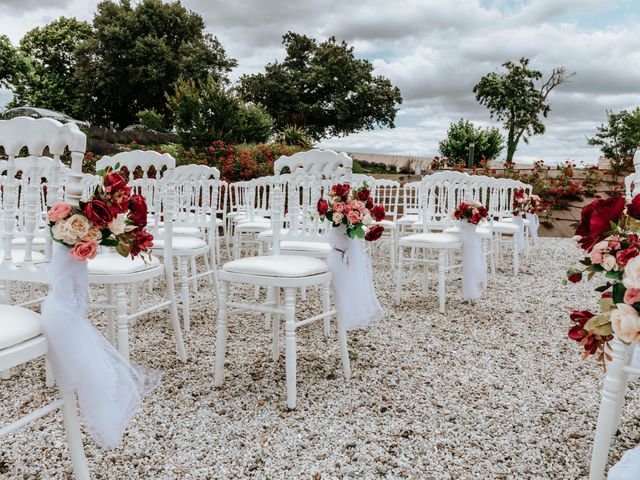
[157,226,202,236]
[397,214,419,225]
[237,216,269,224]
[500,217,531,226]
[257,229,289,239]
[0,249,47,264]
[151,236,208,250]
[236,221,271,232]
[223,255,328,277]
[227,211,247,219]
[375,219,397,230]
[492,221,520,234]
[444,225,492,239]
[0,305,41,349]
[88,252,161,275]
[281,241,331,254]
[399,232,462,248]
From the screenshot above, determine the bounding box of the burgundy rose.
[575,196,626,251]
[470,212,482,225]
[567,271,583,283]
[130,229,153,257]
[628,195,640,219]
[371,204,386,222]
[616,247,639,267]
[364,224,384,242]
[128,194,148,227]
[332,184,351,197]
[103,172,127,193]
[478,206,488,217]
[317,198,329,216]
[357,189,370,201]
[84,199,114,227]
[366,197,373,210]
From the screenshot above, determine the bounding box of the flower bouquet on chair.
[316,183,385,330]
[453,201,489,300]
[47,166,153,260]
[41,165,160,450]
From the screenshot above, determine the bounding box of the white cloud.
[1,0,638,164]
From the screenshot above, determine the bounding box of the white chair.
[488,178,524,274]
[214,149,352,409]
[233,176,273,259]
[373,178,400,267]
[0,116,89,479]
[91,151,186,361]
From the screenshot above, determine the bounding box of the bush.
[238,103,274,143]
[438,119,504,166]
[136,109,165,131]
[279,125,313,148]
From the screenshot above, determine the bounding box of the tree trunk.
[506,123,516,162]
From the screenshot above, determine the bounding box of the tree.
[238,32,403,140]
[75,0,237,127]
[438,119,504,165]
[167,77,274,147]
[9,17,91,118]
[0,35,29,90]
[587,108,640,171]
[473,57,573,162]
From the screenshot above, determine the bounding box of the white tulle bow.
[459,222,487,300]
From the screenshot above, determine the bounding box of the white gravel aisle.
[2,237,639,479]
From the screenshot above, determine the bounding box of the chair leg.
[489,237,496,282]
[59,389,90,480]
[45,359,55,388]
[272,287,280,361]
[438,251,446,314]
[129,283,139,327]
[214,280,229,386]
[589,339,631,480]
[115,285,129,360]
[322,282,331,337]
[190,257,198,291]
[178,256,191,333]
[395,248,404,305]
[165,262,187,362]
[335,310,351,380]
[513,236,519,275]
[284,287,297,409]
[105,284,115,344]
[265,286,274,330]
[390,230,398,269]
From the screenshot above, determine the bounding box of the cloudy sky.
[1,0,639,163]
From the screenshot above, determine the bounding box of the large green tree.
[473,57,573,162]
[0,35,29,90]
[238,32,403,140]
[587,108,640,171]
[75,0,237,127]
[438,119,504,165]
[9,17,91,118]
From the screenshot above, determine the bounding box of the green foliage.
[473,57,573,162]
[0,35,29,90]
[438,119,504,165]
[238,31,403,140]
[279,125,313,148]
[8,17,91,118]
[136,108,165,131]
[75,0,236,127]
[238,103,274,144]
[587,108,640,172]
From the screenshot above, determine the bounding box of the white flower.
[611,304,640,343]
[624,256,640,290]
[602,254,618,271]
[65,214,90,241]
[362,213,373,226]
[108,214,127,235]
[52,220,76,244]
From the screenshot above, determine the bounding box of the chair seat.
[375,219,397,230]
[88,252,161,275]
[158,226,202,236]
[257,229,289,239]
[500,217,531,226]
[397,214,419,225]
[0,305,41,349]
[281,240,331,254]
[0,249,47,264]
[236,220,272,232]
[222,255,328,277]
[399,232,462,248]
[152,236,208,251]
[444,225,492,239]
[11,236,47,246]
[492,221,521,234]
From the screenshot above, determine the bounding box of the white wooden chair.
[90,151,186,361]
[0,116,89,479]
[373,178,400,268]
[214,149,352,409]
[397,181,421,234]
[233,176,273,259]
[488,178,523,274]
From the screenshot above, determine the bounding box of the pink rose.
[590,249,603,265]
[70,240,98,260]
[352,200,365,211]
[332,212,344,224]
[47,201,72,222]
[333,202,345,213]
[608,236,622,251]
[624,288,640,305]
[347,210,361,224]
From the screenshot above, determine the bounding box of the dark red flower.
[332,184,351,197]
[84,199,114,227]
[616,247,639,267]
[364,224,384,242]
[317,198,329,216]
[357,189,370,201]
[575,197,626,251]
[371,204,386,222]
[567,272,582,283]
[128,194,148,228]
[627,195,640,219]
[478,206,488,217]
[130,229,153,257]
[366,197,373,210]
[568,310,594,341]
[470,212,482,225]
[103,172,127,193]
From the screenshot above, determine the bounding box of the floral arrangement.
[512,189,545,217]
[565,195,640,367]
[316,183,385,241]
[47,165,153,260]
[452,200,489,225]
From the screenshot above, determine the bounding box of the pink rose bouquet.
[316,183,386,241]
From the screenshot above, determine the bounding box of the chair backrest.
[489,177,521,219]
[351,173,376,191]
[228,180,252,216]
[272,149,353,252]
[373,178,400,222]
[0,117,86,284]
[171,164,220,231]
[419,171,469,229]
[401,181,421,217]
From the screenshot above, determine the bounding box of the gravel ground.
[2,237,639,480]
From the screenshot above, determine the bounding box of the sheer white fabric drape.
[326,227,384,331]
[460,222,486,300]
[41,244,161,448]
[609,446,640,479]
[512,214,527,251]
[526,212,540,245]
